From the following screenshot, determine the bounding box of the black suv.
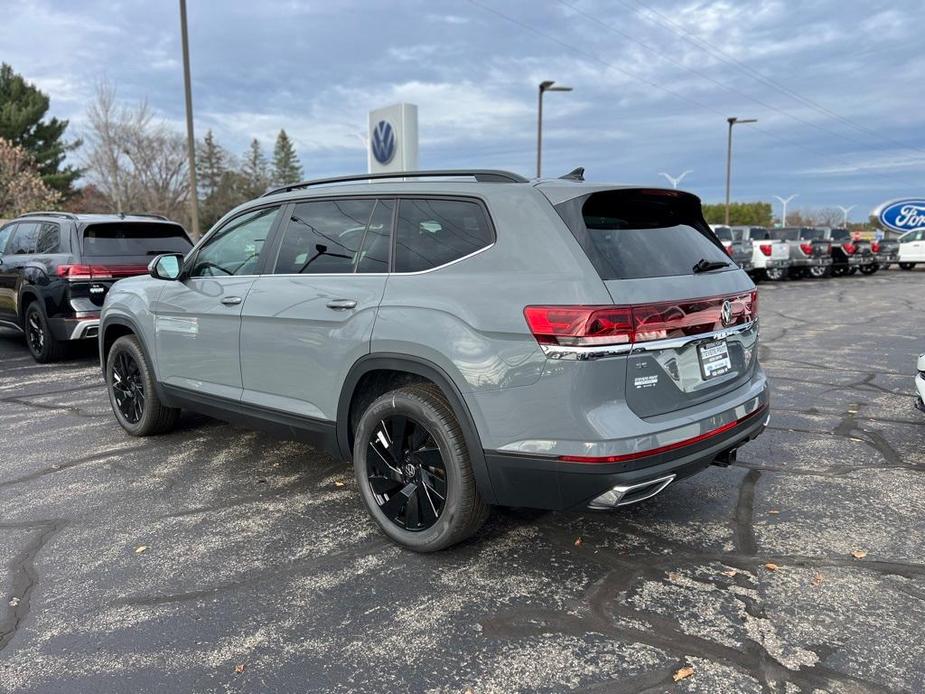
[0,212,192,362]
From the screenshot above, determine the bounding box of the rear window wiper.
[692,258,730,273]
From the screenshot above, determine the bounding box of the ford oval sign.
[876,198,925,233]
[371,120,396,165]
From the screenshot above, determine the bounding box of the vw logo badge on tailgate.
[721,300,733,327]
[371,120,396,165]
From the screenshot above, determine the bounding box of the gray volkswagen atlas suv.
[100,170,769,551]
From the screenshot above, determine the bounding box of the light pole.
[724,117,757,225]
[658,170,693,189]
[773,194,798,227]
[179,0,200,239]
[837,205,856,227]
[537,80,572,178]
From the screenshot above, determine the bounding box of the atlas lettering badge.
[876,199,925,233]
[371,120,396,165]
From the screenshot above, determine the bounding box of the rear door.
[154,205,282,401]
[554,188,758,418]
[78,221,193,310]
[239,197,392,421]
[0,222,39,323]
[0,222,22,324]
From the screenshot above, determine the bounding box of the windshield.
[555,189,731,279]
[82,222,192,257]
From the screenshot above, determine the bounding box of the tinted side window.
[274,199,376,275]
[8,222,39,254]
[35,223,61,253]
[189,206,279,277]
[394,199,493,273]
[0,224,15,253]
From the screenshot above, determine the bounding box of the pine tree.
[272,129,302,186]
[241,138,270,197]
[196,130,226,199]
[0,63,80,196]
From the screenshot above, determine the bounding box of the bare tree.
[82,82,190,222]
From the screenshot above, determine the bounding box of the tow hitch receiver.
[713,447,738,467]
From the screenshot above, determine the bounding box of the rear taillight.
[799,242,814,255]
[524,292,758,348]
[54,264,148,280]
[842,242,857,255]
[56,264,113,279]
[724,243,734,257]
[871,241,880,253]
[759,244,773,256]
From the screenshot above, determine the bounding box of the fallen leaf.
[850,549,867,559]
[811,572,823,588]
[764,562,779,572]
[574,537,583,546]
[9,597,20,607]
[134,545,148,554]
[234,664,246,674]
[768,509,781,515]
[334,480,345,487]
[667,571,682,582]
[673,665,694,682]
[721,569,738,577]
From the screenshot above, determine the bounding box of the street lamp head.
[729,117,758,125]
[539,80,555,91]
[540,80,572,92]
[548,85,573,92]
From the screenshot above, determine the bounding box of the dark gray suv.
[99,170,769,551]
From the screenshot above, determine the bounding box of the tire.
[764,267,785,281]
[899,263,917,271]
[808,265,831,279]
[848,267,859,275]
[859,264,878,275]
[106,335,179,436]
[831,265,847,277]
[353,384,489,552]
[24,301,65,363]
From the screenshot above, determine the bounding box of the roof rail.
[18,211,79,221]
[262,169,528,197]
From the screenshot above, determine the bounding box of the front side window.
[189,206,279,277]
[274,199,377,275]
[8,222,39,254]
[394,198,493,273]
[0,224,15,253]
[35,223,61,253]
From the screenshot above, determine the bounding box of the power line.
[465,0,868,172]
[622,0,925,156]
[555,0,886,153]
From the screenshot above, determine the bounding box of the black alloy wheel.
[365,415,448,532]
[24,302,64,362]
[859,264,878,275]
[26,308,45,354]
[111,350,145,424]
[808,265,830,278]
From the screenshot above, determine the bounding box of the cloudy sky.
[4,0,923,220]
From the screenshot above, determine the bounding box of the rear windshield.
[800,228,826,240]
[769,229,800,240]
[713,227,733,241]
[82,222,192,257]
[554,189,730,279]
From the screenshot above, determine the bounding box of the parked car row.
[711,224,915,281]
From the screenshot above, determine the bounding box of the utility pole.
[179,0,200,238]
[724,117,757,225]
[773,194,798,227]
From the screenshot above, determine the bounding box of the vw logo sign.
[371,120,396,165]
[875,198,925,233]
[721,300,733,327]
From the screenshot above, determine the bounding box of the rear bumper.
[790,257,832,267]
[762,258,790,268]
[47,314,101,341]
[484,397,769,511]
[877,253,897,264]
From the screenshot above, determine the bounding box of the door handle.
[221,296,243,305]
[326,299,357,310]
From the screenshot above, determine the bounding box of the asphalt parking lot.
[1,270,923,693]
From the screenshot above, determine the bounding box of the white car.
[916,353,925,413]
[898,229,925,270]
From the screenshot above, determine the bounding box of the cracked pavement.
[1,269,924,693]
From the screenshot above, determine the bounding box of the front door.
[239,198,393,421]
[0,223,21,325]
[900,230,925,262]
[153,205,282,401]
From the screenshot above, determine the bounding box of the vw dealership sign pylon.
[367,103,418,174]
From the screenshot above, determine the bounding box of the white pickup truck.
[731,226,791,281]
[898,229,925,270]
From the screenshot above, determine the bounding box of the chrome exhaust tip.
[587,474,676,509]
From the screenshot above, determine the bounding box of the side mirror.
[149,253,183,280]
